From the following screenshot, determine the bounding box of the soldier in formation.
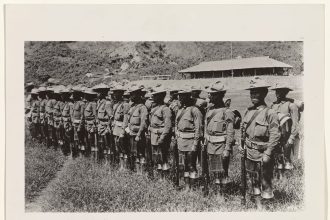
[123,85,149,174]
[204,81,235,192]
[240,77,281,209]
[25,76,303,209]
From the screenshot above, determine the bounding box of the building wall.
[185,67,289,79]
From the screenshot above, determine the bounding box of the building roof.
[179,56,292,73]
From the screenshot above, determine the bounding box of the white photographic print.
[3,4,325,220]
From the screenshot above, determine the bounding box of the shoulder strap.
[245,109,263,131]
[177,108,187,124]
[128,104,142,121]
[113,102,123,116]
[151,105,165,118]
[206,108,222,125]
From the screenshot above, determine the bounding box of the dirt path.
[25,156,74,212]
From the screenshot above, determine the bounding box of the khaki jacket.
[175,105,203,151]
[123,102,148,137]
[112,101,130,136]
[271,98,299,143]
[149,104,172,145]
[205,106,235,154]
[241,105,281,161]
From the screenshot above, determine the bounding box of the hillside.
[24,41,303,86]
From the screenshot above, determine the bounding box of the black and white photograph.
[24,41,304,212]
[3,4,326,219]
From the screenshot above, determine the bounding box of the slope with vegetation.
[25,41,303,86]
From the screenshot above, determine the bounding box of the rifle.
[172,136,180,187]
[240,127,247,206]
[94,122,99,161]
[201,140,209,196]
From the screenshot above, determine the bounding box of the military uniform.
[38,87,48,143]
[53,92,64,148]
[175,90,203,187]
[112,98,130,169]
[204,82,235,186]
[241,77,281,200]
[30,89,40,140]
[123,85,148,173]
[61,92,74,156]
[72,92,85,154]
[84,89,98,156]
[96,98,113,159]
[271,85,299,170]
[149,89,172,174]
[45,88,57,147]
[25,82,34,125]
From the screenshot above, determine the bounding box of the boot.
[189,171,197,190]
[135,162,140,174]
[119,153,125,171]
[284,162,294,170]
[140,157,146,175]
[253,195,264,211]
[184,177,190,192]
[123,155,128,170]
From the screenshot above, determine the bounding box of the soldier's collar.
[256,104,267,110]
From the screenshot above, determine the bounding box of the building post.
[254,69,257,76]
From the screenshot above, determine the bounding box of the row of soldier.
[25,76,303,209]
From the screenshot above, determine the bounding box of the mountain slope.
[24,41,303,85]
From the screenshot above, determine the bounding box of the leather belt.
[177,131,195,139]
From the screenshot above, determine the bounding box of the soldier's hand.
[119,133,124,138]
[262,154,271,164]
[287,139,294,145]
[223,149,230,158]
[158,136,165,145]
[191,142,198,151]
[135,135,140,142]
[238,144,244,154]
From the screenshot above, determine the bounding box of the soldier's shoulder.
[224,108,235,117]
[140,104,148,110]
[266,108,278,117]
[191,105,202,115]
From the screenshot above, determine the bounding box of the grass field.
[25,135,66,204]
[25,76,304,212]
[26,145,304,212]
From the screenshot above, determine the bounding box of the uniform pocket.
[209,119,226,134]
[254,119,268,137]
[130,113,141,125]
[98,108,106,119]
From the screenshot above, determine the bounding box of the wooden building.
[179,56,292,79]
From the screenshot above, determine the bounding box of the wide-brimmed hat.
[60,88,72,94]
[151,85,167,96]
[38,86,47,93]
[112,84,126,92]
[205,81,227,93]
[30,88,39,94]
[191,85,203,92]
[92,83,110,92]
[46,86,55,92]
[129,84,144,93]
[72,85,84,92]
[271,83,293,91]
[177,85,192,95]
[167,88,179,95]
[246,77,271,90]
[25,82,35,89]
[47,78,60,85]
[83,88,98,95]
